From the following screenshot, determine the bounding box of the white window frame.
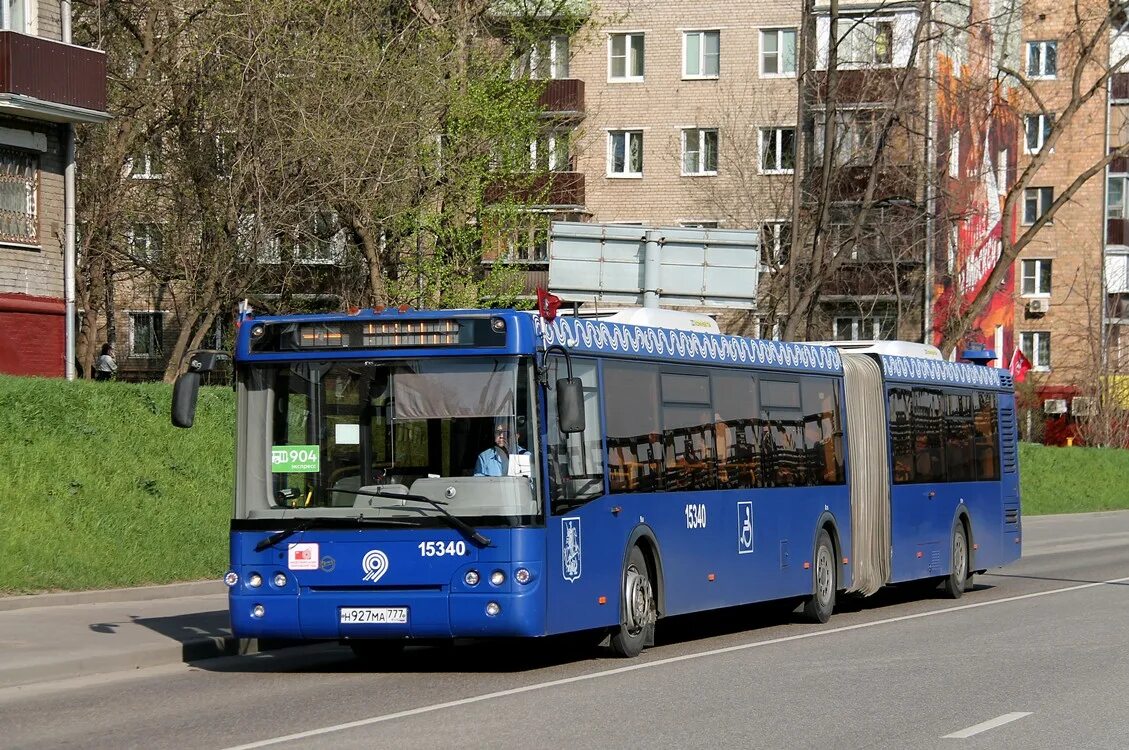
[293,211,347,265]
[521,35,570,80]
[1019,330,1051,371]
[1,0,36,34]
[530,130,570,172]
[681,128,718,176]
[761,221,791,269]
[948,131,960,177]
[1021,258,1052,297]
[682,30,720,79]
[760,28,797,77]
[759,127,795,174]
[0,147,37,245]
[833,316,893,341]
[1024,113,1054,155]
[1026,40,1057,79]
[129,143,163,180]
[608,32,645,82]
[1023,186,1053,225]
[128,311,165,358]
[127,223,162,261]
[607,130,644,177]
[1108,175,1127,220]
[679,220,719,228]
[837,15,894,67]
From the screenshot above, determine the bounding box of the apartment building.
[0,1,108,377]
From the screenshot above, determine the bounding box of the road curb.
[0,581,224,612]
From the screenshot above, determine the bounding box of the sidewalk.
[0,582,259,689]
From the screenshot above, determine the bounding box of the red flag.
[536,287,562,321]
[1009,346,1032,383]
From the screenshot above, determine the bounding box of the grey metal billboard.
[548,222,760,309]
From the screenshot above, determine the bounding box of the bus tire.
[942,522,969,600]
[802,529,836,624]
[609,545,655,658]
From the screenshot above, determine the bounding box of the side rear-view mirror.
[171,350,225,428]
[556,377,585,434]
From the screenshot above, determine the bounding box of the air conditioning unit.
[1043,398,1068,415]
[1072,397,1097,417]
[1026,298,1049,314]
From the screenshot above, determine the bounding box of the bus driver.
[474,421,528,476]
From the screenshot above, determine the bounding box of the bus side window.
[974,391,1000,480]
[888,388,913,483]
[546,357,604,514]
[711,373,760,489]
[605,362,664,494]
[912,388,946,483]
[944,390,976,482]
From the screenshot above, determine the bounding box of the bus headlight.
[273,573,287,588]
[223,571,239,587]
[252,604,265,618]
[490,570,505,586]
[514,568,532,585]
[248,573,263,588]
[485,602,501,616]
[464,570,480,586]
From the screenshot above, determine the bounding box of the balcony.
[1109,219,1129,246]
[1113,73,1129,103]
[812,69,909,105]
[485,171,584,208]
[806,164,918,203]
[0,31,108,123]
[538,79,584,116]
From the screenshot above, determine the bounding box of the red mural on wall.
[931,3,1019,365]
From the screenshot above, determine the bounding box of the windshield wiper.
[252,516,420,552]
[344,487,492,548]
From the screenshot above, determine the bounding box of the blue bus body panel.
[543,487,852,635]
[229,527,548,640]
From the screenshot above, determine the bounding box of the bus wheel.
[609,546,655,658]
[802,529,836,624]
[942,523,969,600]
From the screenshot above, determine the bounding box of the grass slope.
[0,375,233,594]
[1018,442,1129,515]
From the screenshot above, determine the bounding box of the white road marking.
[943,712,1033,739]
[220,575,1129,750]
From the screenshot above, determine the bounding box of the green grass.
[1,374,1127,594]
[0,375,234,594]
[1018,442,1129,516]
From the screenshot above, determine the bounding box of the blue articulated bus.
[171,307,1021,658]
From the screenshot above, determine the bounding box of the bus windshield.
[238,356,540,524]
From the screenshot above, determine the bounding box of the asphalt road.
[3,511,1128,750]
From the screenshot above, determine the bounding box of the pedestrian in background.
[94,343,117,381]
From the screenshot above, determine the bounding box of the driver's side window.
[546,357,605,514]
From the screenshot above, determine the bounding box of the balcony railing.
[1113,73,1129,103]
[0,31,107,118]
[485,171,584,207]
[806,164,918,203]
[1109,218,1129,246]
[538,79,584,115]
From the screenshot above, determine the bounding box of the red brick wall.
[0,293,64,377]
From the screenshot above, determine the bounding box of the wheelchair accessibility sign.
[737,501,754,554]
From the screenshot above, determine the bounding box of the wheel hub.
[624,564,653,634]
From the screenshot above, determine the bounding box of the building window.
[127,223,163,261]
[683,31,720,78]
[531,130,571,172]
[760,127,795,173]
[1019,330,1051,370]
[1026,41,1057,78]
[761,221,792,267]
[761,29,796,76]
[833,316,895,341]
[608,130,643,176]
[681,128,718,175]
[507,221,549,263]
[609,33,644,81]
[1023,186,1053,224]
[3,0,32,32]
[129,312,164,358]
[518,35,570,79]
[948,131,960,177]
[815,110,880,166]
[1024,113,1053,154]
[839,17,894,66]
[1109,176,1126,219]
[129,141,163,179]
[1021,259,1052,296]
[0,148,37,244]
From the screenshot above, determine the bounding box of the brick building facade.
[0,1,107,377]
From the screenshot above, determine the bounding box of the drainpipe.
[642,229,661,309]
[62,1,77,380]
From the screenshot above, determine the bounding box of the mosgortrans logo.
[361,549,390,583]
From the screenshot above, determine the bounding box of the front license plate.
[339,607,408,624]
